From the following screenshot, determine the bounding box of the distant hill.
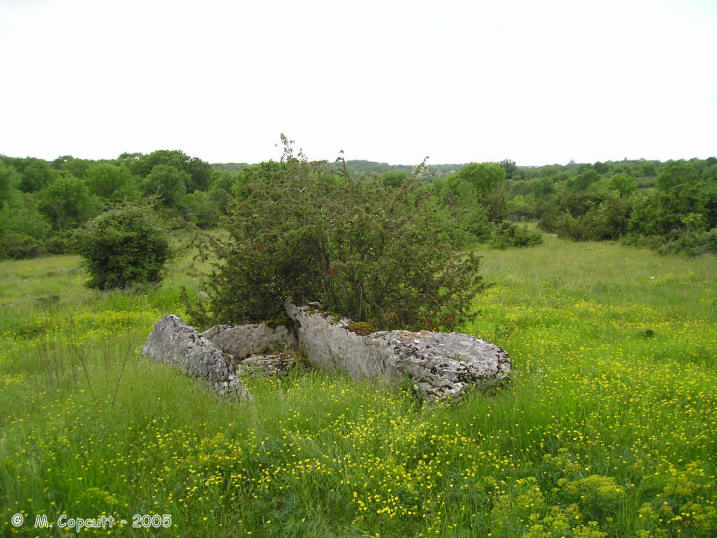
[212,162,250,173]
[343,160,464,179]
[210,157,677,182]
[211,159,465,180]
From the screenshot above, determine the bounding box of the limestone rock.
[383,330,512,399]
[286,301,510,399]
[285,302,400,380]
[143,302,511,401]
[142,315,250,399]
[201,323,295,361]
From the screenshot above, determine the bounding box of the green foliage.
[658,227,717,256]
[489,476,614,537]
[211,162,249,173]
[2,150,716,262]
[0,162,21,207]
[0,196,52,258]
[438,177,492,241]
[637,160,658,176]
[184,190,221,228]
[0,232,46,259]
[76,204,170,289]
[38,175,100,230]
[636,463,717,536]
[435,163,511,241]
[483,184,509,222]
[507,194,538,219]
[46,229,79,255]
[558,475,625,519]
[195,147,484,330]
[454,162,506,198]
[593,161,609,174]
[569,169,601,191]
[380,170,407,189]
[535,167,716,253]
[553,195,633,241]
[128,149,212,193]
[440,163,507,224]
[701,162,717,182]
[628,184,713,237]
[142,164,189,209]
[84,162,139,202]
[52,155,93,177]
[490,221,543,249]
[500,158,518,179]
[538,191,601,233]
[609,172,637,196]
[657,160,699,191]
[533,177,556,199]
[15,157,55,192]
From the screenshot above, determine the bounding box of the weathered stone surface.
[201,323,295,361]
[285,302,401,379]
[383,330,512,399]
[143,303,511,401]
[236,352,300,377]
[142,315,250,399]
[286,301,511,399]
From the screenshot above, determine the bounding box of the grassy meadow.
[0,236,715,536]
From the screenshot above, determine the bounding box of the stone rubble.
[236,352,300,377]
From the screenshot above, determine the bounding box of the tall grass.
[1,238,715,536]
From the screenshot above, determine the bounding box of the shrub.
[434,177,492,243]
[0,232,46,259]
[46,230,78,254]
[0,197,51,259]
[76,204,170,289]
[658,228,717,257]
[192,143,485,331]
[490,221,543,249]
[609,172,637,196]
[184,190,221,228]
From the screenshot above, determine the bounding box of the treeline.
[0,150,235,258]
[0,149,714,260]
[0,149,533,260]
[503,158,717,255]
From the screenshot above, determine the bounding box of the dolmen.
[142,301,511,401]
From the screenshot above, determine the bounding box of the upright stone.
[142,315,250,399]
[285,301,511,399]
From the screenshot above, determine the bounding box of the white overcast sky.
[1,0,715,165]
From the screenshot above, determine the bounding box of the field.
[1,237,715,536]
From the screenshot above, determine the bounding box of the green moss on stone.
[346,321,377,336]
